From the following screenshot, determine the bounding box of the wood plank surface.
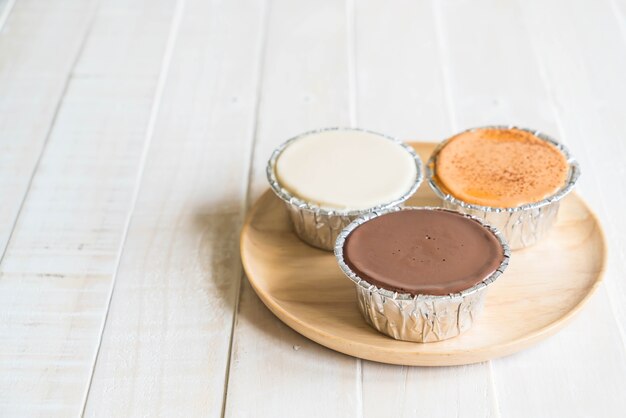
[492,1,626,415]
[0,0,625,416]
[82,0,267,416]
[0,0,97,259]
[434,0,626,416]
[0,0,16,29]
[0,0,178,415]
[223,1,360,417]
[520,0,626,339]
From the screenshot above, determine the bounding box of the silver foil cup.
[335,207,510,343]
[426,126,581,250]
[267,127,423,251]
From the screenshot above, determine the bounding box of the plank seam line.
[608,0,626,49]
[518,0,626,353]
[0,0,101,266]
[347,0,357,129]
[78,1,186,415]
[487,361,502,418]
[220,1,271,416]
[355,358,363,418]
[0,0,17,32]
[346,0,364,416]
[603,0,626,353]
[431,0,457,131]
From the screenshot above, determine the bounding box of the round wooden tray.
[240,142,606,366]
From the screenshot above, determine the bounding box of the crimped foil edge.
[425,125,581,214]
[334,206,511,302]
[266,127,424,218]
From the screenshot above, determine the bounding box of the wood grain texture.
[521,0,626,343]
[82,0,267,416]
[223,1,360,417]
[362,363,495,418]
[493,1,626,416]
[0,0,624,416]
[0,0,97,259]
[435,0,626,416]
[354,0,449,140]
[0,0,16,29]
[241,142,605,366]
[0,0,177,416]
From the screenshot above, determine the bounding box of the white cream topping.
[275,130,418,210]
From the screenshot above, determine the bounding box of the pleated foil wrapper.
[267,127,423,251]
[335,207,511,343]
[426,126,581,250]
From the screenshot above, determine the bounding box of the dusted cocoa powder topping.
[435,128,569,207]
[343,209,505,296]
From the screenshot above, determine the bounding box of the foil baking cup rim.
[266,127,424,217]
[334,206,511,302]
[426,125,581,213]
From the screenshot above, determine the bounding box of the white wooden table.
[1,0,626,416]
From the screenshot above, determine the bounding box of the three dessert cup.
[264,125,580,344]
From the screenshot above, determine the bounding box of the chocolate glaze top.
[343,209,505,296]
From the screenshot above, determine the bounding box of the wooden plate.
[240,142,606,366]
